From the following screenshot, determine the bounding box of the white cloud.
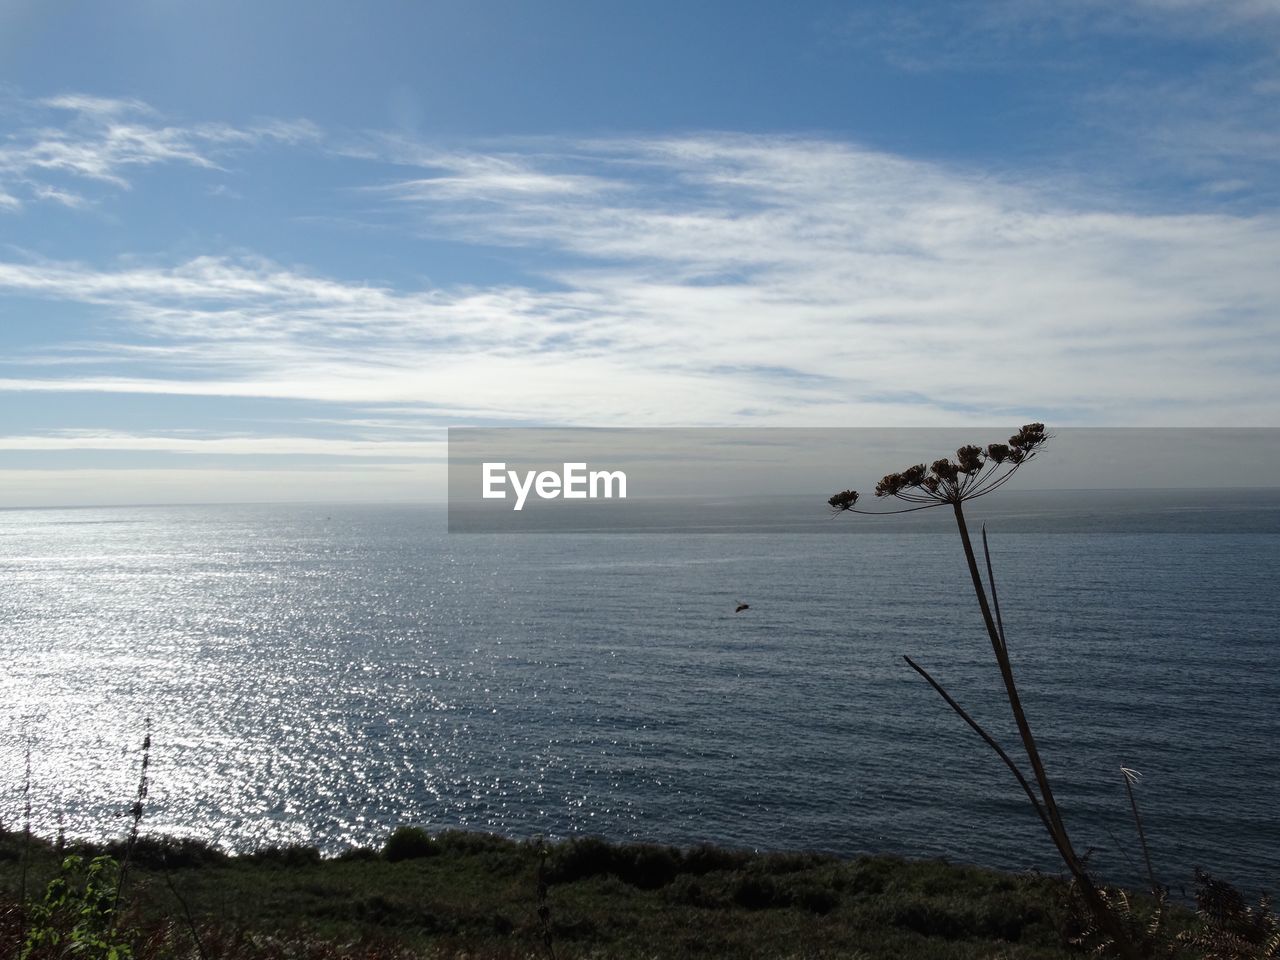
[30,184,89,208]
[2,134,1279,436]
[0,93,317,206]
[381,153,614,201]
[39,94,155,117]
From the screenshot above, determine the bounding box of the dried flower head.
[902,464,928,486]
[875,473,905,497]
[828,489,860,512]
[931,458,959,484]
[956,445,984,474]
[1010,422,1047,452]
[827,423,1050,515]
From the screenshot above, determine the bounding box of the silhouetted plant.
[18,742,32,949]
[382,826,436,862]
[113,720,150,919]
[533,834,556,960]
[1121,766,1160,900]
[829,424,1143,957]
[1178,869,1280,960]
[1065,882,1172,959]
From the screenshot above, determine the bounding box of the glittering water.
[1,502,1277,894]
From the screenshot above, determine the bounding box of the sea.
[2,493,1278,896]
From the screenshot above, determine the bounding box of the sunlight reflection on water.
[1,503,1277,893]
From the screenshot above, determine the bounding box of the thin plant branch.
[981,525,1007,654]
[902,655,1055,842]
[1121,766,1161,899]
[113,718,151,920]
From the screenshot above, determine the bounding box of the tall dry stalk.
[17,744,32,948]
[830,424,1140,957]
[534,834,557,960]
[113,718,151,918]
[1120,766,1160,899]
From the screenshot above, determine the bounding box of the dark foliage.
[383,828,437,863]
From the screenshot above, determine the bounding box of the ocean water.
[1,499,1277,896]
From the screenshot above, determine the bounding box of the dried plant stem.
[535,835,557,960]
[18,745,32,947]
[113,719,151,919]
[952,504,1075,859]
[903,655,1053,838]
[948,503,1137,957]
[1122,768,1160,898]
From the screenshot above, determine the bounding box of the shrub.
[335,845,380,862]
[543,837,685,889]
[887,899,970,940]
[432,830,517,856]
[21,854,134,959]
[760,851,834,875]
[382,827,436,862]
[618,843,681,889]
[246,844,322,866]
[545,836,614,883]
[103,836,226,870]
[664,875,729,909]
[732,874,785,910]
[792,883,840,915]
[682,843,751,875]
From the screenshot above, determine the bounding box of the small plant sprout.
[830,424,1143,958]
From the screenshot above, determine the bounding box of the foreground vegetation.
[0,826,1165,959]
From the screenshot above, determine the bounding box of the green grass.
[0,828,1107,959]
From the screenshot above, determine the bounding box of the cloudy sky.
[1,0,1278,505]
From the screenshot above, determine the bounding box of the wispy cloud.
[2,134,1279,438]
[29,183,89,208]
[0,92,319,209]
[377,153,614,201]
[40,94,156,117]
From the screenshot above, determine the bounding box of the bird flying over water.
[735,602,750,613]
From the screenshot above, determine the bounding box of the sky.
[1,0,1278,505]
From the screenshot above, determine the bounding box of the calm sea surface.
[2,499,1277,894]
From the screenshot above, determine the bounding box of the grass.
[0,827,1102,959]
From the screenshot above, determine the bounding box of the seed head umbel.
[828,489,859,512]
[828,423,1050,514]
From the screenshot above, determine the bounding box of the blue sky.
[1,0,1278,504]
